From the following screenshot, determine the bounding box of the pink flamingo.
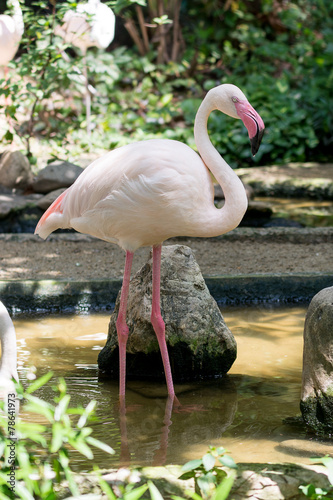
[35,83,265,398]
[55,0,115,136]
[0,0,24,78]
[0,301,19,416]
[0,0,23,127]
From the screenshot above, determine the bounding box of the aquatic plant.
[174,445,237,500]
[0,372,114,499]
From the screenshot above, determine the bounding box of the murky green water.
[13,306,333,470]
[257,197,333,227]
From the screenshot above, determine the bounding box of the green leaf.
[148,481,164,500]
[54,394,71,421]
[181,459,203,472]
[25,372,54,394]
[218,455,237,469]
[9,481,35,500]
[77,400,96,428]
[59,450,79,497]
[197,475,212,495]
[23,395,54,423]
[178,471,195,481]
[124,484,149,500]
[202,453,216,471]
[97,476,117,499]
[213,471,236,500]
[86,436,115,455]
[50,422,64,453]
[69,436,94,459]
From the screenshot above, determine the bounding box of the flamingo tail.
[35,190,68,239]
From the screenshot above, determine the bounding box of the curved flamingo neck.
[193,91,248,237]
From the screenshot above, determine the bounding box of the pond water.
[14,306,333,471]
[256,197,333,227]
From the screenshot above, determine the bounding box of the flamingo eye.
[232,97,238,103]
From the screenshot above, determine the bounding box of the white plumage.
[56,0,115,54]
[35,83,265,398]
[55,0,115,136]
[0,301,19,414]
[0,0,24,76]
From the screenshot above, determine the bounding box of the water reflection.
[12,306,333,469]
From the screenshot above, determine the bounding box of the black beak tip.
[250,128,265,157]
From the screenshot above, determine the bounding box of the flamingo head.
[210,83,265,156]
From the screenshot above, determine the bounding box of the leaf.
[97,476,117,499]
[54,394,70,421]
[59,450,79,497]
[178,471,195,481]
[77,400,96,428]
[202,453,216,471]
[124,484,149,500]
[197,475,212,495]
[148,481,164,500]
[218,455,237,469]
[9,481,35,500]
[23,395,54,423]
[213,471,236,500]
[50,422,64,453]
[86,436,115,455]
[70,438,93,459]
[25,372,54,394]
[181,459,203,472]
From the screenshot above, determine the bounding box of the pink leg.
[151,244,175,396]
[116,250,134,397]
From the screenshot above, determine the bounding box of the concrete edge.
[1,273,332,314]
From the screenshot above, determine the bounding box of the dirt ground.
[0,228,332,281]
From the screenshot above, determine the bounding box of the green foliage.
[0,374,114,499]
[175,446,237,500]
[1,0,332,167]
[299,457,333,499]
[183,0,333,166]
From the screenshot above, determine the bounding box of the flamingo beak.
[234,100,265,156]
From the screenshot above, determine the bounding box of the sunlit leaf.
[203,453,216,471]
[86,436,115,455]
[148,480,164,500]
[25,372,54,394]
[181,459,203,472]
[124,484,149,500]
[218,455,237,469]
[213,470,236,500]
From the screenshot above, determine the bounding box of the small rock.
[300,286,333,433]
[0,150,33,190]
[98,245,236,381]
[0,192,42,219]
[32,160,83,193]
[37,188,67,210]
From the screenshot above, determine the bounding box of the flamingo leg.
[151,244,175,397]
[116,250,134,397]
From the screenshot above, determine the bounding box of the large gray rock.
[98,245,237,381]
[300,286,333,433]
[32,160,83,193]
[0,150,33,190]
